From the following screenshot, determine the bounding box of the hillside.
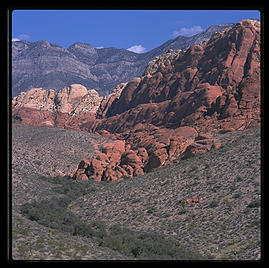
[70,127,261,260]
[12,124,128,260]
[11,124,261,260]
[12,23,234,96]
[12,123,110,179]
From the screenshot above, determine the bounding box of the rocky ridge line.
[71,19,260,182]
[12,23,235,96]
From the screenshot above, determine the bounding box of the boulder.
[101,140,126,156]
[145,148,168,172]
[136,147,149,164]
[182,135,221,159]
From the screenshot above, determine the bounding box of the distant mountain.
[143,23,235,59]
[12,23,234,96]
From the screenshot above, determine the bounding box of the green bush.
[99,224,206,260]
[20,175,209,260]
[73,222,94,237]
[247,198,260,208]
[208,200,219,208]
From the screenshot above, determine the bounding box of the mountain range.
[12,23,234,96]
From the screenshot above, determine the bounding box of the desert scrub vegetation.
[12,212,128,260]
[67,127,261,260]
[12,123,111,178]
[20,175,208,260]
[99,224,209,260]
[13,125,261,260]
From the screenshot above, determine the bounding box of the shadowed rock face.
[12,20,260,182]
[98,19,260,134]
[71,20,260,182]
[12,23,234,97]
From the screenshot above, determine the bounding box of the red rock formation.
[182,133,221,159]
[94,19,260,135]
[72,139,149,181]
[186,197,203,204]
[72,125,222,181]
[12,20,260,182]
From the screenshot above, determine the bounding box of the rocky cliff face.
[72,19,260,182]
[12,19,260,182]
[95,19,260,134]
[12,23,234,97]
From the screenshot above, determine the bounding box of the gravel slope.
[69,127,261,260]
[11,124,261,260]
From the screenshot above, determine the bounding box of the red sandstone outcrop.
[72,139,147,181]
[12,20,260,182]
[72,124,222,181]
[186,197,203,204]
[96,19,260,135]
[182,133,221,159]
[96,82,126,119]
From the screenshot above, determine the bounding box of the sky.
[12,9,261,53]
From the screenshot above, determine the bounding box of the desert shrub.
[20,196,77,232]
[20,175,209,260]
[73,222,94,237]
[100,224,206,260]
[90,220,107,239]
[235,176,243,182]
[232,192,241,199]
[247,198,260,208]
[146,207,157,214]
[208,200,219,208]
[34,160,42,166]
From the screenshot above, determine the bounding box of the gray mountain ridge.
[12,23,234,97]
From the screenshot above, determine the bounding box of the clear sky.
[12,9,261,53]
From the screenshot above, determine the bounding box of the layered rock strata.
[12,23,234,96]
[71,20,260,182]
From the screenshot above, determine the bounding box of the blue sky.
[12,10,261,53]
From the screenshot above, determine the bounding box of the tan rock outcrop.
[55,84,89,114]
[12,84,102,129]
[12,88,56,111]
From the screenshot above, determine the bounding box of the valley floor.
[11,124,261,260]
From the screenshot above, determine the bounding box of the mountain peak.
[237,19,260,31]
[68,42,95,49]
[205,22,234,31]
